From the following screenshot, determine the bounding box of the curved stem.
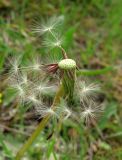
[59,46,68,59]
[15,85,64,160]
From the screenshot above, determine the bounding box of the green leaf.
[63,27,76,50]
[47,139,55,158]
[99,101,117,129]
[0,134,14,159]
[98,141,111,150]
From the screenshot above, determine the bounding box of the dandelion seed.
[20,73,28,85]
[9,57,22,75]
[57,106,72,120]
[9,72,29,89]
[78,81,100,102]
[27,62,41,71]
[16,85,25,96]
[27,94,41,106]
[42,37,63,49]
[10,83,26,102]
[80,101,104,125]
[53,40,62,47]
[32,63,41,71]
[56,100,72,120]
[35,83,57,94]
[63,108,72,120]
[32,16,64,35]
[35,105,57,118]
[33,23,53,35]
[23,57,43,72]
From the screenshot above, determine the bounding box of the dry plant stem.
[59,46,68,59]
[0,124,30,136]
[15,84,64,160]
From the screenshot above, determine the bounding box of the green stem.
[76,66,114,76]
[15,85,64,160]
[62,69,76,103]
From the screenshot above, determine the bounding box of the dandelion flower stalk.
[58,59,76,102]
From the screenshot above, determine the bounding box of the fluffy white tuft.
[80,101,104,124]
[56,100,72,120]
[78,81,100,102]
[42,35,63,49]
[35,105,57,118]
[32,16,64,36]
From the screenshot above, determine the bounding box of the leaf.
[3,88,17,106]
[98,101,117,129]
[47,139,55,158]
[98,141,111,150]
[63,27,76,50]
[0,134,14,159]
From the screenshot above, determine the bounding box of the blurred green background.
[0,0,122,160]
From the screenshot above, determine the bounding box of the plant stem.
[76,66,114,76]
[15,85,64,160]
[62,69,76,103]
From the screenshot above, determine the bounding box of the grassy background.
[0,0,122,160]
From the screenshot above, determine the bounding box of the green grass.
[0,0,122,159]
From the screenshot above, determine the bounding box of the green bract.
[58,59,76,70]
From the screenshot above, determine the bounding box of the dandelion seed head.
[58,59,76,70]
